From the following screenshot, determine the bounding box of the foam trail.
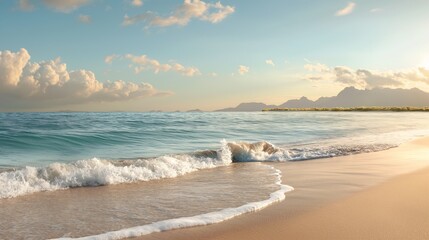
[54,166,293,240]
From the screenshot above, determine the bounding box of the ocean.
[1,112,429,239]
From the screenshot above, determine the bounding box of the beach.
[2,1,429,239]
[141,137,429,240]
[1,112,429,239]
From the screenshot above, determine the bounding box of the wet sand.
[0,163,278,239]
[141,137,429,240]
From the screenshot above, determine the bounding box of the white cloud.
[335,2,356,16]
[18,0,34,11]
[123,0,235,27]
[238,65,249,75]
[355,69,402,88]
[107,53,200,77]
[131,0,143,7]
[304,62,330,72]
[199,1,235,23]
[303,62,429,89]
[419,67,429,78]
[104,54,117,64]
[42,0,91,13]
[394,68,429,83]
[265,59,275,66]
[78,14,91,24]
[0,48,168,108]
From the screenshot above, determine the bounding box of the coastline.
[139,137,429,240]
[262,107,429,112]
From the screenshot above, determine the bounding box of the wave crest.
[227,141,394,162]
[227,141,281,162]
[0,145,232,199]
[0,140,394,199]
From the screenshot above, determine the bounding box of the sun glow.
[422,59,429,69]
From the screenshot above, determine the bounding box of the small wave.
[226,141,395,162]
[0,139,394,199]
[54,166,293,240]
[0,141,232,199]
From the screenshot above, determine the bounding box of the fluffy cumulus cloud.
[303,62,429,89]
[0,49,167,108]
[106,54,200,77]
[123,0,235,27]
[42,0,91,13]
[238,65,249,75]
[335,2,356,16]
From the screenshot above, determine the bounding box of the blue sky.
[1,0,429,111]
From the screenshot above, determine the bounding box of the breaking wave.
[226,141,395,162]
[0,139,394,199]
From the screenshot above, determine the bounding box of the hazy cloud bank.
[106,54,200,77]
[304,62,429,89]
[18,0,92,13]
[123,0,235,27]
[0,49,169,109]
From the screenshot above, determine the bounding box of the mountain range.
[215,87,429,111]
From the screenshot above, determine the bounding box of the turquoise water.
[1,112,429,239]
[1,112,428,168]
[1,111,429,199]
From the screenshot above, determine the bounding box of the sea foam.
[0,141,232,199]
[54,166,293,240]
[0,139,393,199]
[226,140,394,162]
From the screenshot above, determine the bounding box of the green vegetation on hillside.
[263,107,429,112]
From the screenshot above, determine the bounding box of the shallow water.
[0,163,280,239]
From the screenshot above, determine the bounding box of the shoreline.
[138,137,429,240]
[262,107,429,112]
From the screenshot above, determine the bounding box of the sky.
[0,0,429,112]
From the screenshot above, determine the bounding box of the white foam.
[0,143,233,199]
[54,166,293,240]
[0,139,394,199]
[227,140,394,162]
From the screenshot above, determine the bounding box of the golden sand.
[140,138,429,240]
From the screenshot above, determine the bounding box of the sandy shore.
[141,137,429,240]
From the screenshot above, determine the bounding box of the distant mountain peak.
[215,87,429,111]
[282,87,429,108]
[216,102,276,112]
[337,86,359,96]
[237,102,267,107]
